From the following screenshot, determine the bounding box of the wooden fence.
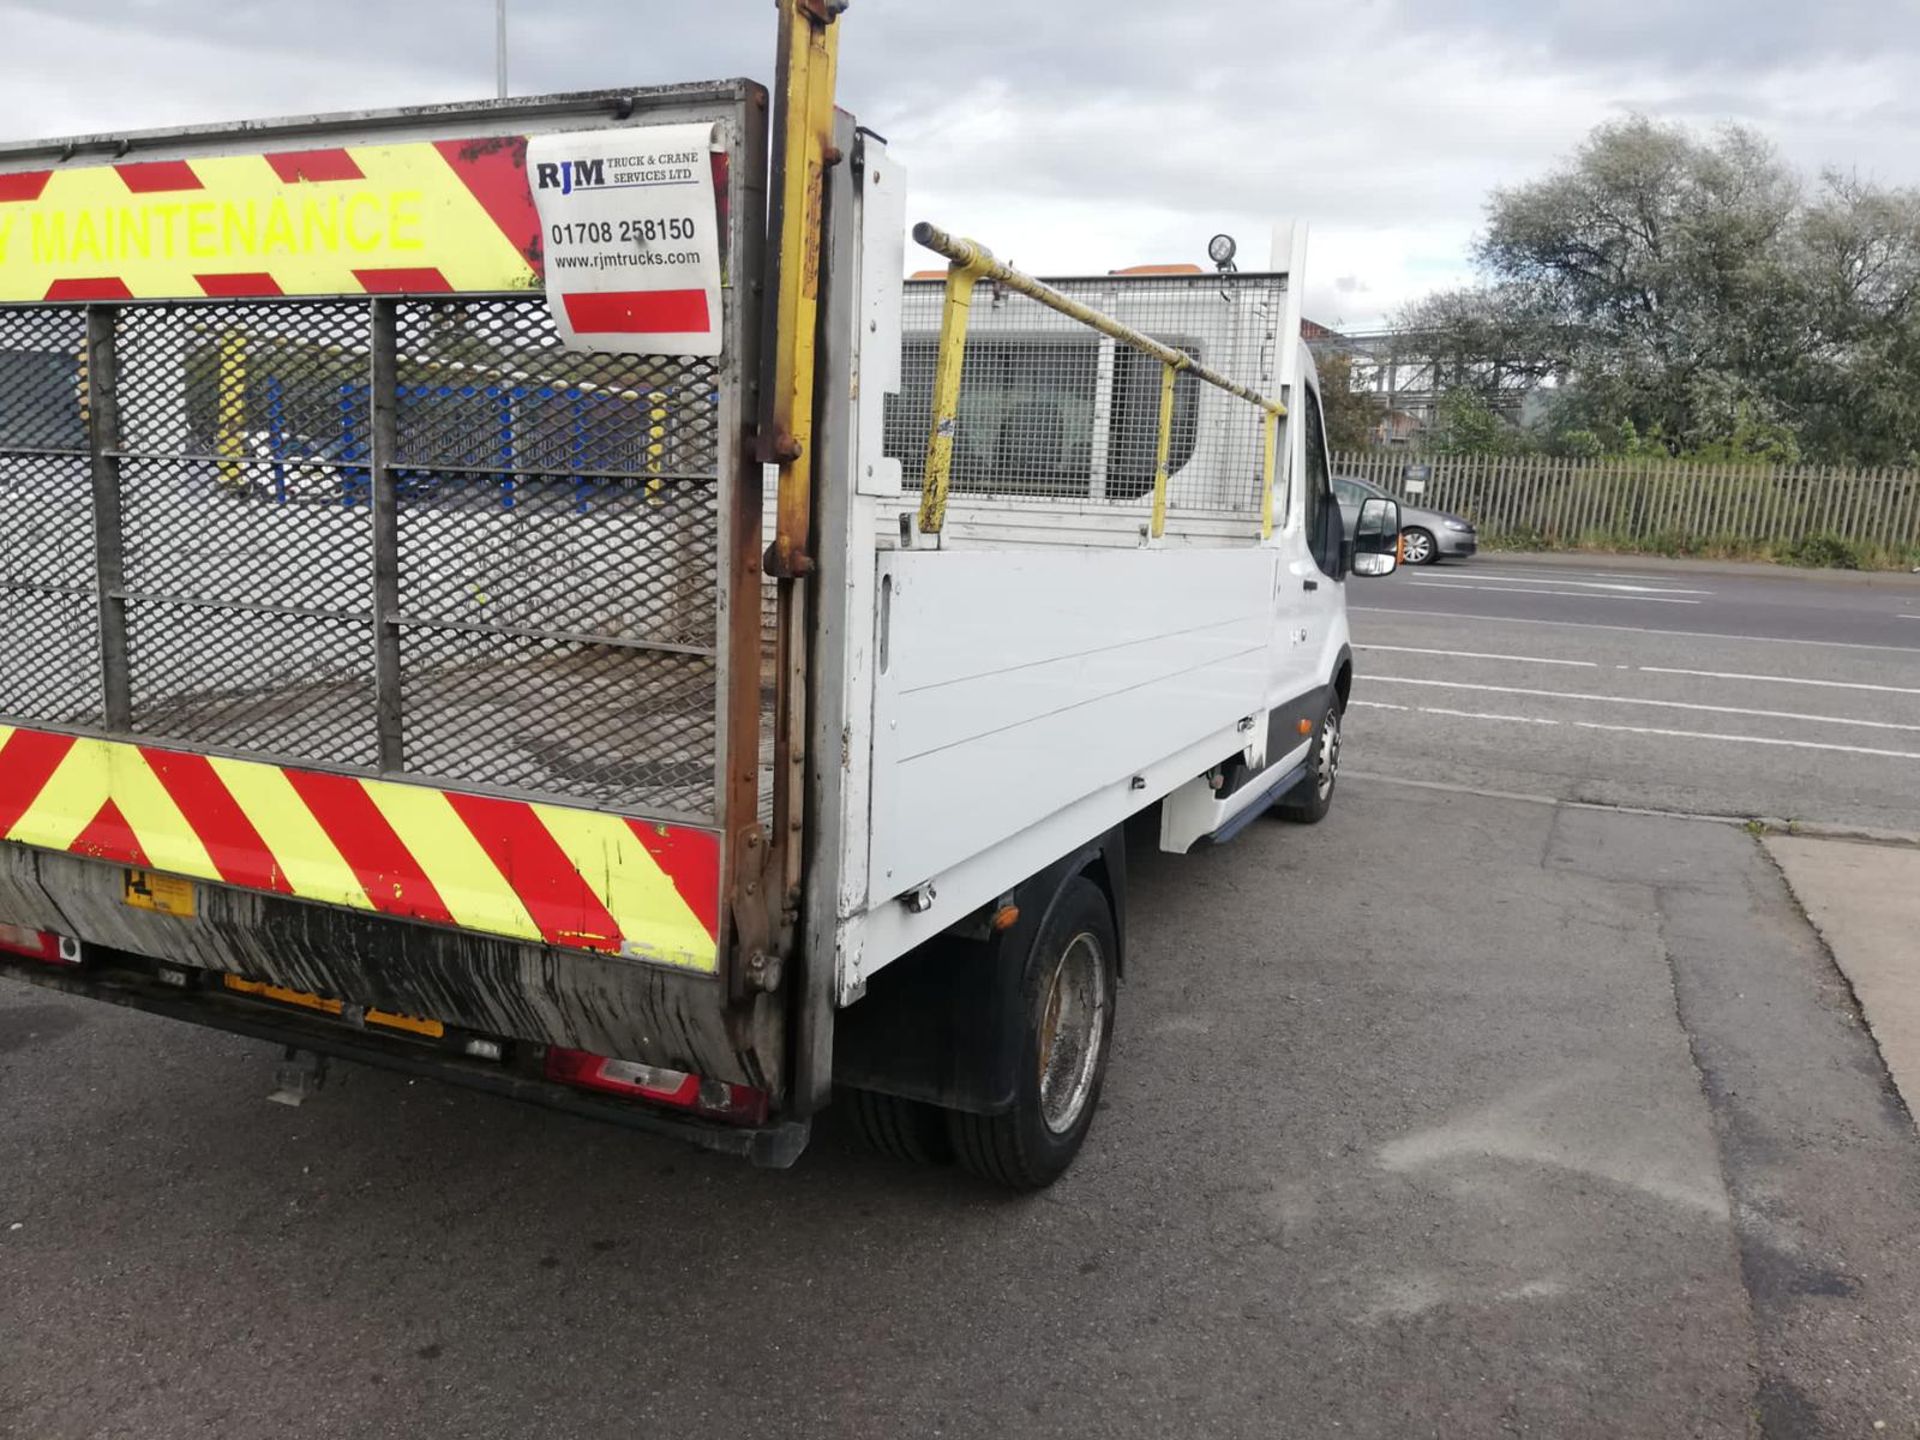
[1332,452,1920,554]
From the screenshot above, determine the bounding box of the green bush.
[1782,533,1862,570]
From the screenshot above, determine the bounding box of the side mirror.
[1352,497,1400,577]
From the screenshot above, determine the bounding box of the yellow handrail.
[912,221,1288,541]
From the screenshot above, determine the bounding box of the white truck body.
[0,32,1391,1185]
[807,144,1356,1003]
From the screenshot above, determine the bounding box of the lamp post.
[495,0,508,99]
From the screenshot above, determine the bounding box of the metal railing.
[909,222,1288,541]
[1335,450,1920,559]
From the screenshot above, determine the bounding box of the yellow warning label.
[125,869,196,918]
[0,141,540,300]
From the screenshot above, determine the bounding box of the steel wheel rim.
[1402,530,1432,563]
[1317,708,1342,799]
[1037,932,1109,1135]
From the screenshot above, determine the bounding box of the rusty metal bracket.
[727,825,784,1002]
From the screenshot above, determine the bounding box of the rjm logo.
[534,158,606,195]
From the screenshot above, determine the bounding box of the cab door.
[1259,372,1336,779]
[1268,377,1345,753]
[1298,379,1345,638]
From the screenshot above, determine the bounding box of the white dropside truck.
[0,3,1401,1189]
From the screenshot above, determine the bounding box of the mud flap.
[832,827,1125,1115]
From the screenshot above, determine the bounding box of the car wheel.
[1401,527,1437,565]
[1274,695,1342,824]
[946,877,1118,1191]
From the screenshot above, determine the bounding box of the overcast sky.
[2,0,1915,328]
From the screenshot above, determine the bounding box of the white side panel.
[806,134,904,1016]
[855,156,906,501]
[851,711,1252,999]
[868,547,1276,900]
[835,144,905,916]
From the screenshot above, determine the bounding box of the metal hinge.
[728,825,785,999]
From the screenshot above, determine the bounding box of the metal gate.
[1,285,755,837]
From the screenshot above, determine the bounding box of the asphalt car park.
[5,553,1920,1439]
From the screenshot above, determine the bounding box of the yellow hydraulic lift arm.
[762,0,845,579]
[734,0,844,1014]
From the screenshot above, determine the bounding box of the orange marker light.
[1298,718,1313,735]
[992,905,1021,931]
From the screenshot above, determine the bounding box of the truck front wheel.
[1273,694,1341,824]
[947,876,1118,1190]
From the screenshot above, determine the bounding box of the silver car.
[1334,474,1477,565]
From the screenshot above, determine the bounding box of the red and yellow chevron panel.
[0,137,545,302]
[0,725,720,973]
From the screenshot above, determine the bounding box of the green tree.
[1429,387,1526,456]
[1314,352,1384,453]
[1781,174,1920,466]
[1400,117,1920,465]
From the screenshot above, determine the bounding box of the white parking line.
[1360,645,1920,695]
[1368,675,1920,733]
[1638,666,1920,697]
[1349,607,1920,655]
[1424,706,1561,726]
[1355,644,1598,668]
[1421,573,1712,596]
[1571,720,1920,762]
[1469,568,1705,585]
[1405,582,1703,605]
[1353,696,1920,760]
[1350,699,1556,725]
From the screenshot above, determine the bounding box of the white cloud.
[0,0,1915,327]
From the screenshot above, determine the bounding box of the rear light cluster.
[0,924,79,966]
[543,1047,768,1126]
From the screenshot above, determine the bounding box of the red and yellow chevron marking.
[0,137,545,302]
[0,725,719,973]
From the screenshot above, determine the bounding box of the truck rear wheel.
[845,1087,952,1166]
[947,876,1117,1191]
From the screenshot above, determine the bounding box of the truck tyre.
[947,876,1118,1191]
[1273,694,1342,824]
[845,1087,952,1167]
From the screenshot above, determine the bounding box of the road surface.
[1348,553,1920,832]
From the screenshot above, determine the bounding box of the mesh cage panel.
[884,273,1287,538]
[401,629,717,818]
[127,600,377,765]
[0,295,728,820]
[0,309,87,453]
[0,586,101,722]
[391,297,722,817]
[393,299,721,480]
[397,476,717,646]
[110,301,379,764]
[116,299,372,462]
[0,306,96,725]
[1,455,94,591]
[122,458,373,613]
